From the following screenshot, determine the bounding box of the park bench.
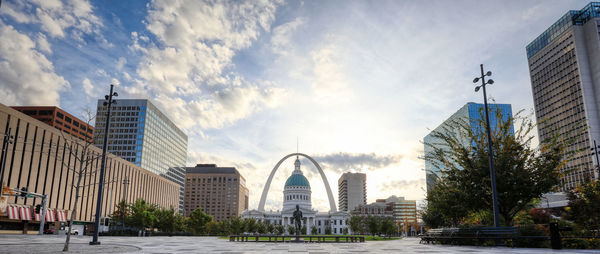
[229,235,365,243]
[420,227,518,245]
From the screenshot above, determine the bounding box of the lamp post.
[90,84,118,245]
[590,140,600,180]
[121,177,129,232]
[473,64,500,228]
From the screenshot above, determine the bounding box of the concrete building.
[352,199,394,218]
[183,164,249,221]
[386,196,417,224]
[243,153,350,235]
[424,102,513,192]
[0,104,179,234]
[338,172,366,212]
[163,167,186,214]
[526,2,600,190]
[11,106,94,143]
[93,99,187,176]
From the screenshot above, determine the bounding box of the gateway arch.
[257,153,337,212]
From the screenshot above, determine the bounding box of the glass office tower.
[94,99,188,175]
[424,102,513,193]
[526,2,600,190]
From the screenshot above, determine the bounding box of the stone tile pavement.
[0,235,599,253]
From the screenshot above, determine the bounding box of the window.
[56,112,64,119]
[73,121,79,127]
[23,110,37,115]
[39,110,52,116]
[65,116,72,123]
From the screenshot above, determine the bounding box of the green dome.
[285,174,310,187]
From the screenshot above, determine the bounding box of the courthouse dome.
[284,173,310,187]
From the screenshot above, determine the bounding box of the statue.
[292,204,303,236]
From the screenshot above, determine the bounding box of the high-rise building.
[93,99,187,175]
[526,2,600,190]
[164,167,186,214]
[338,172,366,212]
[386,196,417,224]
[424,102,513,192]
[0,104,179,234]
[11,106,94,143]
[183,164,249,221]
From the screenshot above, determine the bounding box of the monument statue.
[292,205,303,236]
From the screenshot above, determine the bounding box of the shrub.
[514,224,549,248]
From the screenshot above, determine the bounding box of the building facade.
[164,167,186,214]
[11,106,94,143]
[338,172,366,212]
[183,164,249,221]
[0,104,179,233]
[352,199,394,218]
[526,2,600,190]
[243,156,350,235]
[424,102,513,192]
[94,99,187,176]
[386,196,417,224]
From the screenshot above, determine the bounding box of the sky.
[0,0,592,212]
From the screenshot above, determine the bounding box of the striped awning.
[45,209,55,222]
[7,205,19,220]
[56,210,67,222]
[34,212,42,221]
[19,207,32,221]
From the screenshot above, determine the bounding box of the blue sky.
[0,0,592,212]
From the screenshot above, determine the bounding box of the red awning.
[34,212,41,221]
[7,206,19,220]
[45,209,55,222]
[19,207,31,221]
[56,210,67,222]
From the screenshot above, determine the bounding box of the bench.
[420,227,518,245]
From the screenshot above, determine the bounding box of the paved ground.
[0,235,599,253]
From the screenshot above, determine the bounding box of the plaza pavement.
[0,235,599,253]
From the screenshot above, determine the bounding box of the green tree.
[300,225,307,235]
[349,216,364,235]
[366,216,380,236]
[380,218,395,236]
[324,225,332,235]
[266,223,275,234]
[567,180,600,232]
[229,217,243,235]
[311,225,318,235]
[275,224,285,235]
[287,225,295,235]
[342,227,349,235]
[154,207,182,234]
[423,110,575,227]
[243,218,257,234]
[185,207,213,235]
[206,221,223,235]
[256,220,267,234]
[128,199,158,230]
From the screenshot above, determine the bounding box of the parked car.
[64,227,79,235]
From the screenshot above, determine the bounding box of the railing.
[229,235,365,243]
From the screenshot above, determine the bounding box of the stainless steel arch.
[257,153,337,212]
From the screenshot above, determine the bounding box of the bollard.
[549,222,562,249]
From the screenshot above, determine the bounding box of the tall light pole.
[122,177,129,232]
[473,64,500,228]
[90,84,117,245]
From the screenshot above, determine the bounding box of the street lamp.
[590,140,600,180]
[473,64,501,228]
[90,84,118,245]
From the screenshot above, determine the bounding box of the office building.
[352,199,394,218]
[424,102,513,192]
[0,104,179,234]
[526,2,600,190]
[183,164,249,221]
[164,167,186,214]
[352,196,416,224]
[11,106,94,143]
[93,99,187,176]
[338,172,366,212]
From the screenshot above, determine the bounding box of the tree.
[61,109,101,252]
[186,207,213,235]
[128,199,158,230]
[342,227,349,235]
[301,225,307,235]
[275,224,285,235]
[366,216,380,236]
[256,220,267,234]
[566,180,600,232]
[154,206,183,234]
[311,225,318,235]
[380,218,395,236]
[324,225,332,235]
[229,217,243,235]
[243,218,257,234]
[266,223,275,234]
[349,216,363,235]
[287,224,295,235]
[206,221,223,235]
[423,110,575,227]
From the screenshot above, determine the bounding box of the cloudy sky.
[0,0,591,212]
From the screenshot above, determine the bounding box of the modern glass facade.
[527,2,600,190]
[94,99,188,176]
[526,2,600,58]
[424,102,513,192]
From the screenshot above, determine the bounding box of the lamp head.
[113,92,118,97]
[473,77,480,83]
[475,86,481,92]
[104,95,109,100]
[487,79,494,85]
[486,71,492,76]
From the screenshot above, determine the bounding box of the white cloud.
[116,57,126,71]
[82,78,95,97]
[127,0,285,130]
[310,42,352,101]
[0,23,69,106]
[36,32,52,54]
[271,17,305,55]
